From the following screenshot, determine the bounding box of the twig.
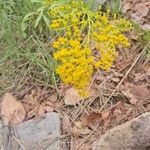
[76,126,99,150]
[114,107,135,126]
[99,43,149,112]
[89,70,100,89]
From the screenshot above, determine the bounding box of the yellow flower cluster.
[48,1,83,31]
[92,15,131,70]
[46,0,132,96]
[54,40,94,96]
[53,25,94,96]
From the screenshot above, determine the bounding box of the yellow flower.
[46,0,131,96]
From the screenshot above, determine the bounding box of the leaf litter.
[0,36,149,150]
[122,0,150,30]
[1,93,26,125]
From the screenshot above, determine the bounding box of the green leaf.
[23,12,36,22]
[34,11,43,28]
[43,15,50,27]
[37,6,46,12]
[21,22,28,32]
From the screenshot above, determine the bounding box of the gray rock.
[1,112,61,150]
[92,112,150,150]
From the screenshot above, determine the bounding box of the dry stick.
[89,69,100,89]
[76,126,99,150]
[99,43,149,112]
[76,42,150,150]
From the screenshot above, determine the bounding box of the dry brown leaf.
[131,85,150,100]
[62,114,72,133]
[102,111,110,128]
[122,0,150,31]
[27,101,54,119]
[123,90,138,105]
[113,109,122,116]
[44,101,55,108]
[64,87,83,105]
[43,105,54,112]
[49,94,58,102]
[37,106,46,117]
[134,3,149,17]
[116,101,124,109]
[134,73,147,82]
[113,109,123,123]
[129,31,139,40]
[22,103,33,113]
[1,93,26,125]
[27,106,39,119]
[115,58,131,71]
[81,112,102,128]
[71,121,91,136]
[122,2,132,13]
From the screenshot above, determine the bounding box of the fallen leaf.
[102,111,110,128]
[116,101,124,109]
[43,105,54,112]
[115,58,131,71]
[123,90,137,105]
[1,93,26,125]
[49,94,58,102]
[27,106,39,119]
[37,106,46,117]
[134,73,147,82]
[122,2,132,13]
[113,109,122,118]
[62,114,72,133]
[130,31,139,40]
[71,121,91,136]
[22,102,32,113]
[131,84,150,100]
[81,112,102,128]
[134,3,149,17]
[26,100,55,119]
[112,109,123,123]
[64,87,83,105]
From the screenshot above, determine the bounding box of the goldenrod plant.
[46,0,132,96]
